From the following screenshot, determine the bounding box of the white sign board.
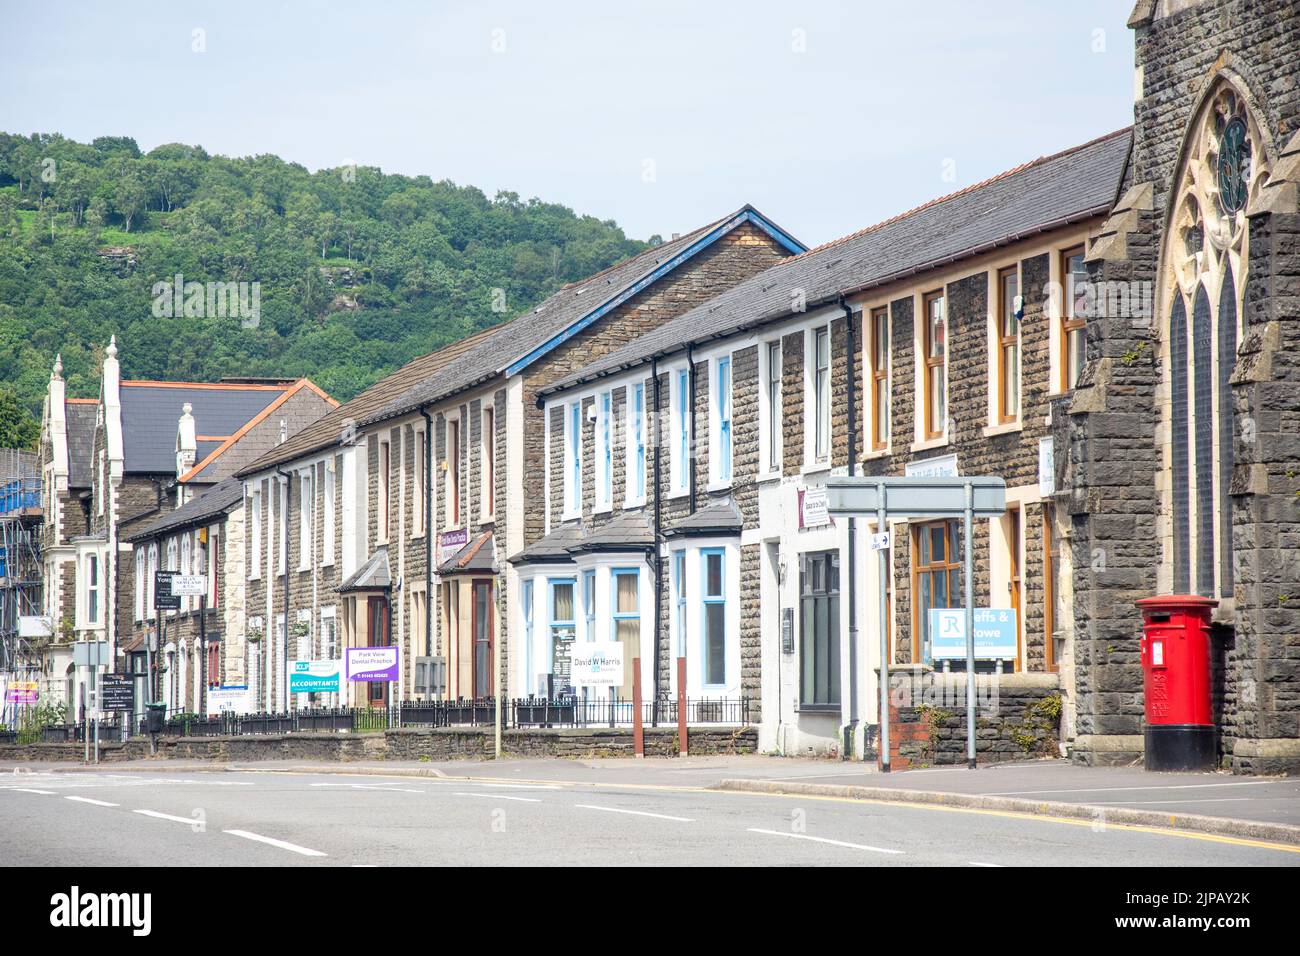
[72,641,110,667]
[799,486,830,528]
[570,642,624,687]
[870,531,892,551]
[172,574,207,596]
[1038,437,1055,496]
[905,454,959,479]
[207,685,252,716]
[17,615,53,638]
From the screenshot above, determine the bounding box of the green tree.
[0,387,38,449]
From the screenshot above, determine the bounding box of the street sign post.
[100,674,135,713]
[826,475,1007,771]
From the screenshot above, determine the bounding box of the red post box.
[1135,594,1217,771]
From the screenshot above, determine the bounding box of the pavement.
[2,755,1297,864]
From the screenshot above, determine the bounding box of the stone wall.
[874,667,1064,768]
[0,726,758,762]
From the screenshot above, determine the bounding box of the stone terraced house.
[233,207,804,713]
[528,0,1300,773]
[35,338,335,720]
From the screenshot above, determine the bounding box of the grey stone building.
[234,206,804,713]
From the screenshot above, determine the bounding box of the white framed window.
[321,606,339,660]
[671,368,690,495]
[250,485,262,579]
[810,326,831,464]
[595,391,613,511]
[167,536,178,573]
[377,438,390,543]
[147,543,158,620]
[625,383,646,506]
[277,478,287,574]
[564,401,582,518]
[206,525,218,607]
[412,429,425,536]
[761,340,782,474]
[180,533,192,612]
[868,306,891,451]
[712,355,733,485]
[299,469,313,570]
[480,406,495,520]
[85,553,101,626]
[445,414,461,527]
[135,548,145,621]
[323,461,336,565]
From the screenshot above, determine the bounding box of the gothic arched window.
[1161,82,1269,600]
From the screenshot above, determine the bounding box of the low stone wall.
[0,726,757,763]
[872,667,1063,769]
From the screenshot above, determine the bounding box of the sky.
[0,0,1137,248]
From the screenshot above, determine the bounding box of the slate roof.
[541,129,1133,396]
[126,477,244,543]
[437,531,495,575]
[119,382,290,474]
[510,521,586,565]
[65,400,99,488]
[236,325,503,477]
[571,510,654,553]
[357,206,804,429]
[662,499,743,538]
[337,547,391,592]
[239,206,801,477]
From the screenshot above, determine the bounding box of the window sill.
[800,462,831,479]
[592,505,613,517]
[560,512,582,524]
[910,435,949,453]
[795,703,841,716]
[622,500,647,511]
[666,488,690,501]
[982,421,1022,438]
[755,470,782,485]
[861,447,891,462]
[705,480,733,495]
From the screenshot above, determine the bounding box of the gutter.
[276,466,292,713]
[419,407,434,673]
[839,295,859,760]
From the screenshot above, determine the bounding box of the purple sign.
[439,528,469,562]
[346,647,400,682]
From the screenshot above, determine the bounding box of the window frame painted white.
[624,382,647,508]
[710,353,733,489]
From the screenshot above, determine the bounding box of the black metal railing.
[23,696,753,740]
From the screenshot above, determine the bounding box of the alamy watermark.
[151,273,261,328]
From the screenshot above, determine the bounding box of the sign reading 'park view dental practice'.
[289,659,343,694]
[346,647,400,682]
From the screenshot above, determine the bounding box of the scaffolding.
[0,448,42,679]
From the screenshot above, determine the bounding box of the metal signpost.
[73,640,110,764]
[825,475,1006,770]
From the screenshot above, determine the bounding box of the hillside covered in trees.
[0,132,653,442]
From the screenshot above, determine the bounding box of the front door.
[471,580,494,699]
[367,596,389,708]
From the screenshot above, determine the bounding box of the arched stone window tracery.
[1161,82,1269,600]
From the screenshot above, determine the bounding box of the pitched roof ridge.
[121,379,289,392]
[786,127,1133,263]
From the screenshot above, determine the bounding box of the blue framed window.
[676,369,689,493]
[582,569,596,641]
[701,548,726,686]
[522,579,534,687]
[611,569,640,695]
[716,357,732,482]
[566,402,581,514]
[632,384,646,500]
[548,577,576,697]
[673,551,686,658]
[598,392,612,508]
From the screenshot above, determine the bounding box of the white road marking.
[985,780,1278,796]
[479,782,562,791]
[1080,797,1259,806]
[223,829,327,857]
[747,828,904,855]
[969,861,1003,867]
[575,804,693,822]
[454,791,540,803]
[308,783,424,793]
[3,787,56,795]
[134,809,201,825]
[65,795,119,807]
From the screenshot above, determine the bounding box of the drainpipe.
[276,467,292,714]
[840,296,859,760]
[651,358,662,726]
[687,344,697,517]
[420,407,434,675]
